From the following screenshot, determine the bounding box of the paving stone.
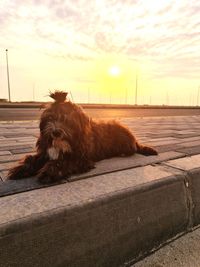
[176,146,200,156]
[0,153,32,163]
[0,151,11,156]
[164,154,200,171]
[0,162,16,171]
[173,133,200,138]
[0,139,17,143]
[0,141,18,147]
[144,137,178,142]
[145,140,181,146]
[154,143,183,152]
[0,144,35,151]
[0,170,8,181]
[4,133,38,138]
[0,128,28,134]
[0,136,36,142]
[10,147,35,154]
[174,131,196,135]
[176,136,200,143]
[178,140,200,148]
[148,133,176,139]
[150,130,176,134]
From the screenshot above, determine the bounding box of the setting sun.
[109,66,121,77]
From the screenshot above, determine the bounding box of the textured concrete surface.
[0,165,188,267]
[1,116,200,266]
[133,226,200,267]
[0,165,181,227]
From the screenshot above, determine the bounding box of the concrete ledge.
[164,154,200,228]
[0,165,190,267]
[0,151,184,197]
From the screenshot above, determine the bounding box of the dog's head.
[37,91,90,159]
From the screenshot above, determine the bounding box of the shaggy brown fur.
[7,91,158,184]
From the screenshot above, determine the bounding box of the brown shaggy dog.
[7,91,158,183]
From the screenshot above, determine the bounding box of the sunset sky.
[0,0,199,105]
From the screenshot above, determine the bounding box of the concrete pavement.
[1,116,200,266]
[133,226,200,267]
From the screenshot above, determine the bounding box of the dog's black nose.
[52,129,62,137]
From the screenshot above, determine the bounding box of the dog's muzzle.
[47,138,72,160]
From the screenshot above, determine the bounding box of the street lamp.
[197,86,200,106]
[135,73,138,105]
[5,49,11,102]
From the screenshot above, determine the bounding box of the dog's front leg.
[7,153,47,180]
[36,160,63,184]
[37,158,95,184]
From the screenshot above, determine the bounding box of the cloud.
[0,0,199,80]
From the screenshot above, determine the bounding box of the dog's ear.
[72,106,90,131]
[49,91,68,103]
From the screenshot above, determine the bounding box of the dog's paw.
[7,155,39,180]
[36,161,65,184]
[7,165,30,180]
[78,160,95,173]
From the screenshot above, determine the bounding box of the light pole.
[197,86,200,106]
[5,49,11,102]
[125,88,128,104]
[33,83,35,101]
[135,73,138,105]
[88,88,90,103]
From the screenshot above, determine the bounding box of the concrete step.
[1,155,200,267]
[0,151,184,196]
